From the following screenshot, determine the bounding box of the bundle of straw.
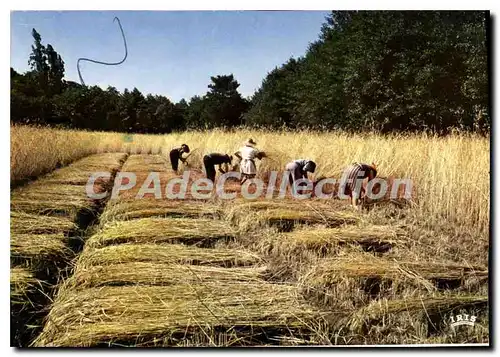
[13,183,89,198]
[11,233,74,262]
[35,283,322,347]
[347,294,488,332]
[11,267,38,304]
[69,262,267,288]
[44,167,115,184]
[279,225,406,250]
[10,197,94,218]
[11,212,77,235]
[302,252,488,291]
[228,199,359,228]
[78,243,261,268]
[101,199,221,223]
[87,217,236,247]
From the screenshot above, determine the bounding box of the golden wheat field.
[10,124,490,347]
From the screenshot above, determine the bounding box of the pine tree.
[28,28,49,93]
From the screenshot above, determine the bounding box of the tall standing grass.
[11,125,489,234]
[11,125,113,183]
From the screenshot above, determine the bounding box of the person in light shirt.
[234,138,266,184]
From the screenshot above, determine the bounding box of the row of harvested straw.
[76,243,262,268]
[89,217,237,248]
[11,153,128,265]
[34,164,335,346]
[223,198,360,234]
[35,222,328,346]
[35,282,328,347]
[100,198,221,223]
[10,153,129,347]
[300,251,488,290]
[11,267,39,306]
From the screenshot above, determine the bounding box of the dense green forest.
[11,11,489,134]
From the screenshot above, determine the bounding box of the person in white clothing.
[234,138,266,184]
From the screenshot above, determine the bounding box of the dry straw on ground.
[35,283,325,347]
[69,262,267,288]
[11,267,38,305]
[10,183,93,215]
[11,185,92,218]
[347,294,488,333]
[10,197,93,218]
[42,170,111,186]
[120,154,169,172]
[41,153,127,186]
[301,251,488,293]
[77,243,261,268]
[273,225,406,252]
[226,199,359,229]
[11,152,128,217]
[12,183,89,199]
[11,233,74,262]
[87,217,236,247]
[11,212,77,234]
[100,199,221,223]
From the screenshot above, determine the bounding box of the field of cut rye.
[10,125,489,346]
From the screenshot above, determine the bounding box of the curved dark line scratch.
[77,17,128,86]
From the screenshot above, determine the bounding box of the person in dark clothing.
[203,153,233,183]
[285,159,317,187]
[284,159,317,196]
[169,144,190,172]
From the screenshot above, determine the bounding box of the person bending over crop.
[169,144,190,172]
[285,159,317,190]
[203,153,233,183]
[234,138,266,184]
[341,162,377,208]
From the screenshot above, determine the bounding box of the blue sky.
[11,11,329,102]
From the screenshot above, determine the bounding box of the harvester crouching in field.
[169,144,190,173]
[285,159,317,194]
[203,153,233,183]
[341,162,378,208]
[234,138,266,184]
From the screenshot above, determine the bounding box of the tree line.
[11,11,489,134]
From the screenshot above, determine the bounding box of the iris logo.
[450,314,477,328]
